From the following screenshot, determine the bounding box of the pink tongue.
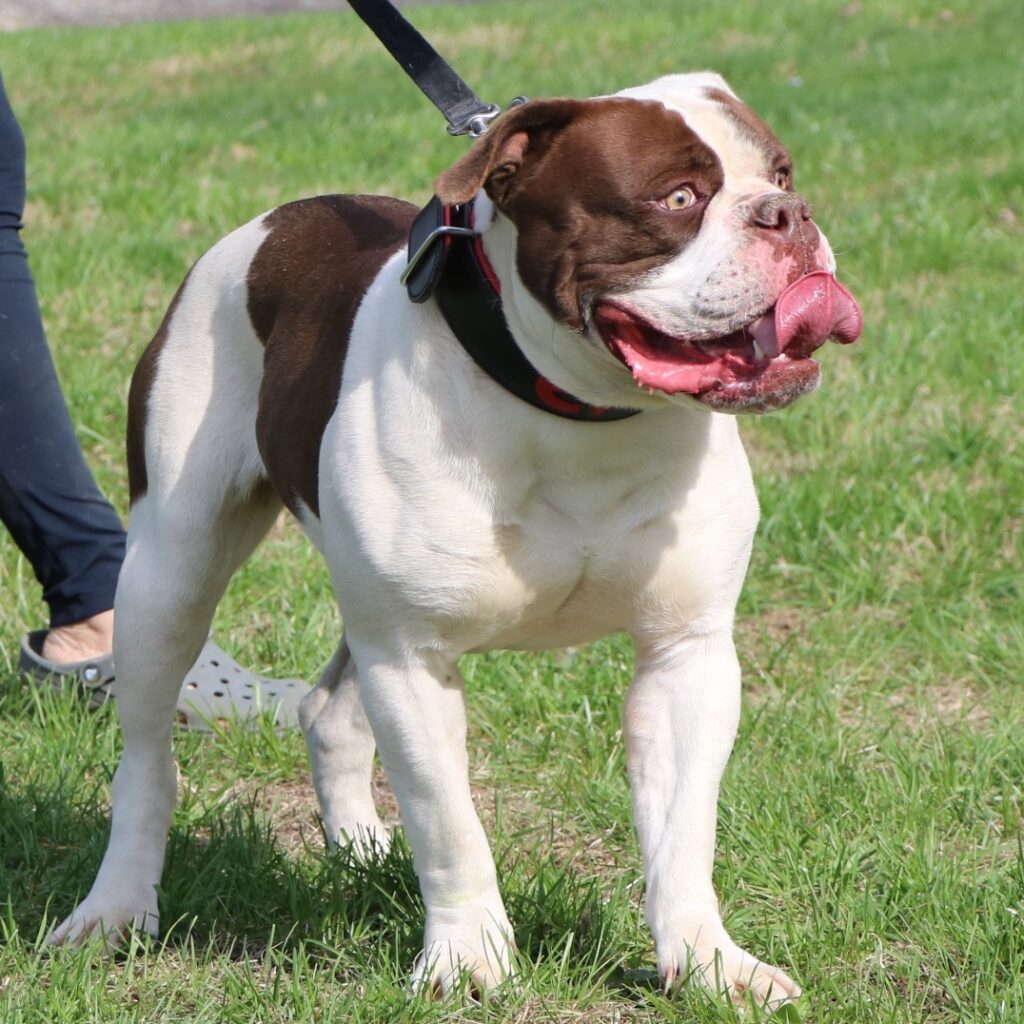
[774,271,863,352]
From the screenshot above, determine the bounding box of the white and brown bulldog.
[49,73,861,1008]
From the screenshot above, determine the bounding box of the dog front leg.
[625,631,800,1009]
[350,642,514,994]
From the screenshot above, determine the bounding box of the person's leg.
[0,72,126,659]
[2,73,308,729]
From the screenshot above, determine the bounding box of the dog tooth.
[752,337,766,362]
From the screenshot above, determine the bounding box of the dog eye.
[660,186,698,211]
[774,168,792,190]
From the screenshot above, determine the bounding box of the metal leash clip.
[448,95,530,138]
[448,104,502,138]
[348,0,528,140]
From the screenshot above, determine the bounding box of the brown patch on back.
[126,267,192,505]
[248,195,416,517]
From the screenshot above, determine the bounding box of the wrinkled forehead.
[614,72,789,184]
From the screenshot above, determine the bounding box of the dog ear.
[434,99,584,208]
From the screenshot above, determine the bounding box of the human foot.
[41,609,114,663]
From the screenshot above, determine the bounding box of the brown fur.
[248,194,416,516]
[440,98,725,330]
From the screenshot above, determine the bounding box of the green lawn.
[1,0,1022,1020]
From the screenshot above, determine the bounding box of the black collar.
[402,197,639,423]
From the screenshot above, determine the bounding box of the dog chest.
[322,386,759,653]
[476,450,759,651]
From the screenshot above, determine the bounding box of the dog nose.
[750,192,812,236]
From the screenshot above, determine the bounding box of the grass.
[1,0,1022,1019]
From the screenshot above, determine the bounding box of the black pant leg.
[0,70,125,629]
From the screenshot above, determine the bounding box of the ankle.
[42,609,115,664]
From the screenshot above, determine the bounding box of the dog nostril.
[752,193,807,234]
[753,197,781,230]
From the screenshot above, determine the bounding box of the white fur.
[49,74,809,1009]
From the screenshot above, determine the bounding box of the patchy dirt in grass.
[230,768,399,857]
[733,603,814,696]
[733,597,998,738]
[883,682,993,731]
[735,604,809,651]
[217,758,632,884]
[426,20,525,54]
[469,769,631,878]
[148,36,295,83]
[829,677,996,737]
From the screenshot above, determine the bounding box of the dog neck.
[408,195,640,423]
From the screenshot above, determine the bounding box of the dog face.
[435,72,861,413]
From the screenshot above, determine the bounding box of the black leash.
[347,0,502,137]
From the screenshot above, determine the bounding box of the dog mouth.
[594,272,863,412]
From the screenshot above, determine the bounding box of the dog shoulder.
[246,195,417,342]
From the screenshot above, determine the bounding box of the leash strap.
[347,0,501,137]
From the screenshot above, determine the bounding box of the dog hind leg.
[299,636,388,856]
[47,221,284,947]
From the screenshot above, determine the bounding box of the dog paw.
[327,819,392,860]
[656,921,800,1010]
[411,906,516,998]
[46,891,159,950]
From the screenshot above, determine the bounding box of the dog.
[48,72,861,1008]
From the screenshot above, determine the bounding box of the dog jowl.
[49,73,861,1010]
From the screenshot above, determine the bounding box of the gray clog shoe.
[19,632,308,731]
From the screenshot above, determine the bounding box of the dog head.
[435,72,862,414]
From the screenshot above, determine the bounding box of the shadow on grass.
[1,765,647,988]
[0,775,425,972]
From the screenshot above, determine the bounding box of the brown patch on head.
[704,86,793,184]
[127,267,192,505]
[248,195,416,517]
[439,97,725,329]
